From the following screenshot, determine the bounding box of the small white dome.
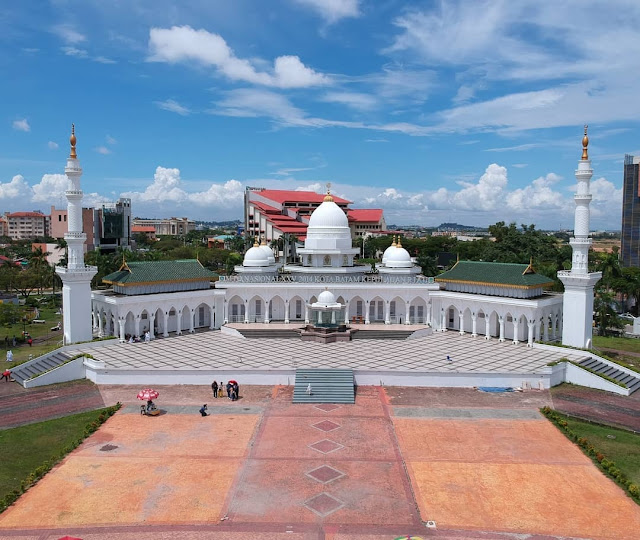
[308,199,348,229]
[317,289,336,305]
[382,245,396,265]
[386,246,413,268]
[243,245,270,267]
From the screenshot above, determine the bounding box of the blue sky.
[1,0,639,229]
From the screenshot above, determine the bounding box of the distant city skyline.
[1,1,639,229]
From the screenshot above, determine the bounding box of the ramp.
[293,368,355,404]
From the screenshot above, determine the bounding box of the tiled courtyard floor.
[0,385,639,539]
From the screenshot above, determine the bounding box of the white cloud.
[94,56,117,64]
[365,138,388,143]
[323,91,378,110]
[295,183,324,193]
[292,0,361,23]
[428,164,508,211]
[121,167,245,209]
[52,24,86,44]
[148,26,329,88]
[31,174,68,204]
[12,119,30,132]
[154,99,191,116]
[106,135,117,145]
[61,46,88,58]
[590,177,623,221]
[506,173,565,212]
[95,146,111,155]
[0,175,32,201]
[47,141,59,150]
[271,167,315,177]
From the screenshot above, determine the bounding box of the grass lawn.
[593,335,640,355]
[559,413,640,486]
[0,408,110,501]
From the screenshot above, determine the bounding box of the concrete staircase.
[351,329,414,340]
[293,369,355,404]
[578,357,640,394]
[235,328,301,339]
[10,351,76,386]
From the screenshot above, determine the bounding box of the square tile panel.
[312,420,341,432]
[306,465,345,484]
[304,492,345,517]
[309,439,344,454]
[314,404,341,412]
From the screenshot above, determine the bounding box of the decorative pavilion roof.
[103,259,217,287]
[435,260,553,289]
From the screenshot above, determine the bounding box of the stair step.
[293,368,355,404]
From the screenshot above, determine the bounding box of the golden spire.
[253,237,259,247]
[260,235,267,246]
[323,182,333,202]
[69,123,77,159]
[397,236,403,248]
[391,235,397,247]
[581,124,589,160]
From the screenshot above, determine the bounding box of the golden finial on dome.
[397,236,403,248]
[581,124,589,160]
[260,235,267,246]
[253,237,259,247]
[69,123,77,159]
[323,182,333,202]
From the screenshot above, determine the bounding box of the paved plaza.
[0,385,638,539]
[76,328,586,374]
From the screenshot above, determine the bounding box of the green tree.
[594,287,624,336]
[0,303,20,326]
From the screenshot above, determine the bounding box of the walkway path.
[1,385,639,539]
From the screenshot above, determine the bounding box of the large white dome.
[307,197,349,229]
[381,237,398,265]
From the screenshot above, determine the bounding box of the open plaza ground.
[0,382,639,539]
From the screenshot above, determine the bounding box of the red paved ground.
[1,381,640,539]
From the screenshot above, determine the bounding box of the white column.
[535,319,542,342]
[471,312,477,337]
[458,310,464,335]
[512,318,519,345]
[344,300,349,324]
[264,300,270,324]
[427,302,432,326]
[97,311,103,337]
[176,309,182,334]
[118,319,125,342]
[365,301,370,324]
[499,316,505,342]
[189,308,195,333]
[405,301,411,325]
[223,300,228,324]
[440,309,446,331]
[163,311,169,337]
[284,300,290,324]
[384,301,391,325]
[551,314,557,340]
[135,315,141,338]
[244,300,249,324]
[149,312,156,339]
[527,320,535,347]
[92,311,98,330]
[304,304,310,324]
[209,305,215,329]
[331,311,336,325]
[484,316,490,340]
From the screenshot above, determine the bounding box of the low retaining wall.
[23,357,86,389]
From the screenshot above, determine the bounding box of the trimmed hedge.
[0,402,121,514]
[541,406,639,503]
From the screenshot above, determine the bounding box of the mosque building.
[59,125,594,361]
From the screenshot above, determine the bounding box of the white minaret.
[55,125,98,344]
[558,126,602,348]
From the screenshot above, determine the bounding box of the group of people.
[126,331,151,344]
[211,380,240,401]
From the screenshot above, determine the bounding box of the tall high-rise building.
[621,154,640,267]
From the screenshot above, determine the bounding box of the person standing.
[212,380,218,398]
[219,381,224,398]
[6,350,13,363]
[1,369,10,382]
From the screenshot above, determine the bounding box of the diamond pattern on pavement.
[315,404,341,412]
[309,439,344,454]
[306,465,345,484]
[304,492,345,517]
[312,420,341,432]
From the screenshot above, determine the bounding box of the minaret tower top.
[70,123,77,159]
[581,125,589,161]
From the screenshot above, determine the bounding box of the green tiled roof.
[436,260,553,289]
[103,259,217,286]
